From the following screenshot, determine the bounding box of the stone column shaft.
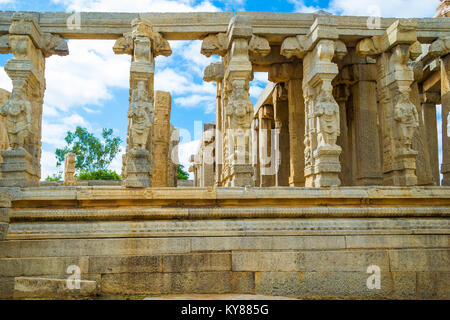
[258,105,274,187]
[273,84,290,186]
[442,55,450,185]
[351,64,383,185]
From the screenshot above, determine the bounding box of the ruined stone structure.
[0,10,449,299]
[63,152,77,187]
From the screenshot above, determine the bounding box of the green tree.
[55,126,122,174]
[177,164,189,180]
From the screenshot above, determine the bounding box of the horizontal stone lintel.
[0,12,448,43]
[5,218,450,240]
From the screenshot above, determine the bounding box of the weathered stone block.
[255,272,304,297]
[389,249,450,272]
[13,277,98,299]
[89,255,162,274]
[0,256,89,277]
[162,253,231,273]
[101,271,254,295]
[416,272,450,299]
[0,238,191,258]
[191,235,346,251]
[232,250,390,272]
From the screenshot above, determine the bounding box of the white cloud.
[42,113,89,148]
[0,67,12,92]
[177,138,200,180]
[41,150,60,180]
[45,40,130,112]
[288,0,322,13]
[51,0,220,12]
[290,0,440,17]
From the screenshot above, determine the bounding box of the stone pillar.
[357,19,422,186]
[280,18,347,187]
[114,18,171,188]
[201,123,216,187]
[303,40,346,187]
[258,104,275,187]
[63,153,77,186]
[153,91,171,187]
[168,125,179,187]
[0,89,10,166]
[202,16,270,187]
[333,81,351,186]
[410,82,435,186]
[273,84,290,186]
[350,63,383,185]
[429,36,450,185]
[269,61,305,187]
[251,116,260,187]
[421,92,441,185]
[0,190,10,240]
[203,62,225,187]
[435,0,450,17]
[223,16,254,187]
[442,55,450,185]
[0,13,68,187]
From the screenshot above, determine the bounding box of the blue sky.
[0,0,442,179]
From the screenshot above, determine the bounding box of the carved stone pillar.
[280,18,348,187]
[258,104,275,187]
[153,91,171,187]
[114,18,171,188]
[350,63,383,185]
[357,19,422,186]
[273,84,290,186]
[303,40,346,187]
[0,89,10,166]
[333,80,351,186]
[435,0,450,17]
[202,16,270,187]
[0,13,68,187]
[223,16,254,187]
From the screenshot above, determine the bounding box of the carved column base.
[228,164,254,187]
[385,152,418,186]
[0,149,39,187]
[122,150,151,188]
[304,166,314,187]
[313,146,342,187]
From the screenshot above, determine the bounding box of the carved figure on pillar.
[0,79,31,150]
[394,92,419,154]
[128,81,153,151]
[315,83,340,150]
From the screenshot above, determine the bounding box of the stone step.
[14,277,98,299]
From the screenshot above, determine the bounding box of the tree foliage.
[177,164,189,180]
[77,169,121,181]
[55,127,122,173]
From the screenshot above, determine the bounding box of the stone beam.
[0,12,448,43]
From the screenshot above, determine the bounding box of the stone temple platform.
[0,186,449,299]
